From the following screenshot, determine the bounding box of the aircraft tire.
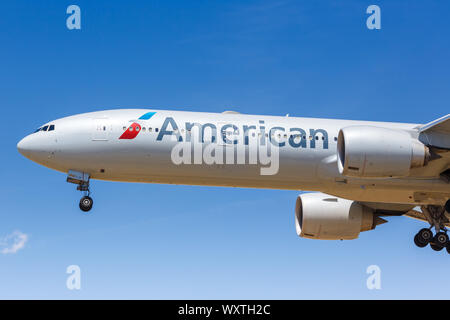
[430,243,444,251]
[79,196,93,212]
[414,234,427,248]
[433,232,448,247]
[417,228,433,244]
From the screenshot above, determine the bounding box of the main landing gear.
[414,202,450,254]
[67,170,93,213]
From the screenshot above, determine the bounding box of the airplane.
[17,109,450,253]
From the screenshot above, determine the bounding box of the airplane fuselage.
[17,109,450,205]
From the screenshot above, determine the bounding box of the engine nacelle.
[295,193,385,240]
[337,126,429,178]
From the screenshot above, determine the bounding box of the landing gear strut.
[414,202,450,253]
[67,170,93,213]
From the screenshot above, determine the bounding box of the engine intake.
[295,193,386,240]
[337,126,429,178]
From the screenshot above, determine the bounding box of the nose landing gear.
[414,203,450,253]
[78,183,93,212]
[79,195,93,212]
[67,170,93,213]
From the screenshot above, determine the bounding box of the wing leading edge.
[419,114,450,149]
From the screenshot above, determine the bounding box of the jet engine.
[337,126,430,178]
[295,193,386,240]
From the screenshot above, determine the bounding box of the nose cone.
[17,135,33,158]
[17,134,56,164]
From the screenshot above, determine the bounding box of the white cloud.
[0,231,29,254]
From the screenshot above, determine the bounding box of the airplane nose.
[17,133,57,164]
[17,135,32,157]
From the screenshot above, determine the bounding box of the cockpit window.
[33,124,55,134]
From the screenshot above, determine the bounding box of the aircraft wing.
[403,208,428,223]
[359,201,450,226]
[360,202,415,213]
[419,114,450,149]
[404,207,450,227]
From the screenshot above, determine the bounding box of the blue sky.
[1,0,449,299]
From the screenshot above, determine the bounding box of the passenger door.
[92,118,110,141]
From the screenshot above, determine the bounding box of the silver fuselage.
[17,109,450,205]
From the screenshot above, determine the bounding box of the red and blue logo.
[119,112,156,140]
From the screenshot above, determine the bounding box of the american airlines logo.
[119,122,142,140]
[119,112,156,140]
